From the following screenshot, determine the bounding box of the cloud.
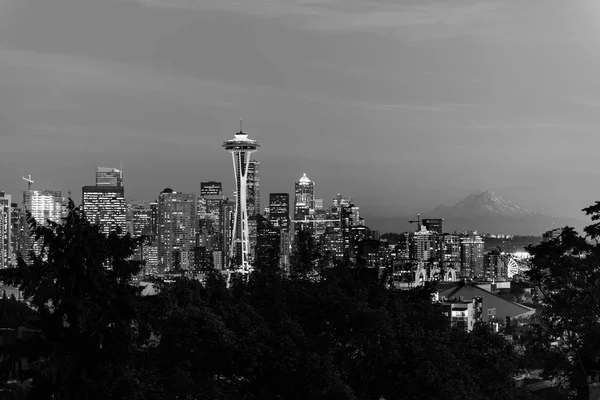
[125,0,503,39]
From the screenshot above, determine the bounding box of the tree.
[0,200,145,399]
[525,202,600,394]
[290,228,320,279]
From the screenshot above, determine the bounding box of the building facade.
[22,190,65,261]
[157,189,197,272]
[269,193,290,231]
[0,193,10,269]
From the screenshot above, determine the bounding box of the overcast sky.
[1,0,600,219]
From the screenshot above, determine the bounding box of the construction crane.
[408,214,422,231]
[22,175,34,191]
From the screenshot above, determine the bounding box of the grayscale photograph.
[0,0,599,399]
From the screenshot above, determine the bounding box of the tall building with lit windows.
[269,193,290,231]
[294,174,314,223]
[22,189,65,262]
[82,168,127,237]
[247,161,260,217]
[10,203,23,266]
[0,193,11,269]
[157,188,197,272]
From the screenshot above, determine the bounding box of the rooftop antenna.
[22,175,34,191]
[239,119,243,133]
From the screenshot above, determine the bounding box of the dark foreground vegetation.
[6,200,600,399]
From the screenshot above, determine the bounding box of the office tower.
[440,234,461,271]
[396,233,410,260]
[322,227,344,260]
[82,169,128,236]
[409,226,439,263]
[484,249,505,281]
[247,160,260,217]
[0,193,10,269]
[157,188,197,272]
[255,214,280,268]
[422,219,443,235]
[150,202,159,238]
[200,181,223,197]
[128,203,152,269]
[460,234,485,278]
[294,173,314,223]
[330,194,351,220]
[96,167,123,187]
[130,203,152,238]
[10,203,23,266]
[222,127,260,270]
[22,189,65,261]
[269,193,290,231]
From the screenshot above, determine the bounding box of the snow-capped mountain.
[429,190,536,218]
[368,190,587,235]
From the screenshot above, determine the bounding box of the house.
[437,282,535,322]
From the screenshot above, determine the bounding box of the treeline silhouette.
[0,201,529,400]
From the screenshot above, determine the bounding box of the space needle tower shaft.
[222,123,260,272]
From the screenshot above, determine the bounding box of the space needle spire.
[222,123,260,273]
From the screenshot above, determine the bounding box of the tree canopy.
[0,201,529,399]
[524,202,600,396]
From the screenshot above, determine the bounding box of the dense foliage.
[525,202,600,395]
[0,201,528,399]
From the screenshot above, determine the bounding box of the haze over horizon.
[2,0,600,221]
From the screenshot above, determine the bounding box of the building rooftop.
[298,173,312,184]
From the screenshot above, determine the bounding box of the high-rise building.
[460,234,485,278]
[0,193,11,269]
[131,204,152,238]
[269,193,290,231]
[409,226,439,263]
[157,188,198,272]
[150,202,159,238]
[95,167,123,187]
[222,128,260,271]
[200,181,223,197]
[22,189,65,261]
[247,160,260,217]
[440,234,461,271]
[82,186,128,236]
[484,249,505,281]
[294,173,314,223]
[256,214,280,269]
[422,219,443,235]
[10,203,23,266]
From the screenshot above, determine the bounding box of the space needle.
[222,123,260,273]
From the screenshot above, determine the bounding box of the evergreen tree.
[0,200,144,399]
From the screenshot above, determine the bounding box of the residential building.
[157,188,197,272]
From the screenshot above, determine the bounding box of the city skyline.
[2,0,600,220]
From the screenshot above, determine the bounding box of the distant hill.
[369,190,587,236]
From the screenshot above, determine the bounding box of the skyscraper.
[256,214,280,268]
[96,167,123,187]
[157,188,198,272]
[82,167,127,236]
[10,203,23,266]
[460,234,485,278]
[222,127,260,271]
[22,189,65,261]
[269,193,290,231]
[247,160,260,217]
[0,193,11,269]
[422,219,443,235]
[200,181,223,197]
[294,173,314,223]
